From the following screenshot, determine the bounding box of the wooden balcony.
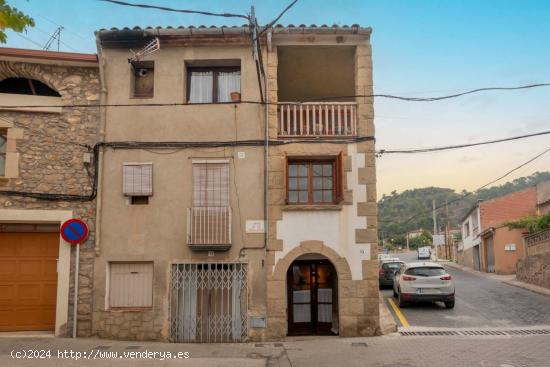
[277,102,357,138]
[187,206,232,251]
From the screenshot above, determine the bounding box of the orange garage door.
[0,232,59,331]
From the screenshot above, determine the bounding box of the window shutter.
[335,152,344,203]
[192,162,229,207]
[109,262,153,308]
[283,152,288,204]
[123,163,153,196]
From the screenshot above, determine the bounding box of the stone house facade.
[92,24,379,342]
[0,48,99,336]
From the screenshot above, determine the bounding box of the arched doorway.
[286,254,339,335]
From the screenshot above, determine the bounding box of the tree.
[0,0,34,43]
[408,230,433,250]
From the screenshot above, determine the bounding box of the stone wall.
[0,61,100,336]
[93,310,163,341]
[516,252,550,289]
[525,229,550,256]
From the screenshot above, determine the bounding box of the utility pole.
[432,199,437,259]
[445,199,450,260]
[406,231,409,251]
[432,199,437,235]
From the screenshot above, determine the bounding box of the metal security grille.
[169,263,248,343]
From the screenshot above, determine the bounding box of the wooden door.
[287,260,338,335]
[0,232,59,331]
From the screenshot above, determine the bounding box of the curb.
[378,295,398,335]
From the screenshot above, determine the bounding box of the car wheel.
[397,290,407,308]
[393,287,398,298]
[444,300,455,309]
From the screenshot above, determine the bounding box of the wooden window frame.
[0,129,6,177]
[285,153,344,205]
[186,66,240,104]
[131,61,155,99]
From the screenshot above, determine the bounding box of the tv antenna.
[128,38,160,64]
[43,26,64,52]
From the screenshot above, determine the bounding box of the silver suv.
[393,262,455,309]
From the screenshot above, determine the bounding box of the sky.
[4,0,550,199]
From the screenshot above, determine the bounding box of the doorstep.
[0,331,54,338]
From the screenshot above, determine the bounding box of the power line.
[14,33,44,49]
[99,0,249,19]
[308,83,550,102]
[35,25,80,52]
[2,82,548,110]
[37,14,89,42]
[0,136,374,201]
[258,0,299,36]
[385,145,550,228]
[376,130,550,155]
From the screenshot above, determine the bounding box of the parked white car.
[417,246,431,260]
[393,262,455,309]
[378,253,392,261]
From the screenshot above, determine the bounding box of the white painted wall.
[461,207,481,251]
[275,143,371,280]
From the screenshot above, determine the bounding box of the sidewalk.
[442,260,550,297]
[1,332,549,367]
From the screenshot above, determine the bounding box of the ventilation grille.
[400,329,550,337]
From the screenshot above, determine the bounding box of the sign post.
[60,219,89,339]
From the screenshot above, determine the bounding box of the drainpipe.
[263,28,271,259]
[94,34,107,257]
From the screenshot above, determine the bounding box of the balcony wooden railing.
[277,102,357,138]
[187,206,232,251]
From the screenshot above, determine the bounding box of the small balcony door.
[287,259,338,335]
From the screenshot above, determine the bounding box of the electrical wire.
[2,82,549,110]
[14,33,45,49]
[385,145,550,228]
[0,136,375,201]
[99,0,249,19]
[258,0,299,37]
[377,130,550,155]
[307,83,550,102]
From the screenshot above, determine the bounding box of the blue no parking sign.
[60,219,89,245]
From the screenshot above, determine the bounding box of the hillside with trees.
[378,171,550,246]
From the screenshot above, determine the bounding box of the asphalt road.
[381,251,550,329]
